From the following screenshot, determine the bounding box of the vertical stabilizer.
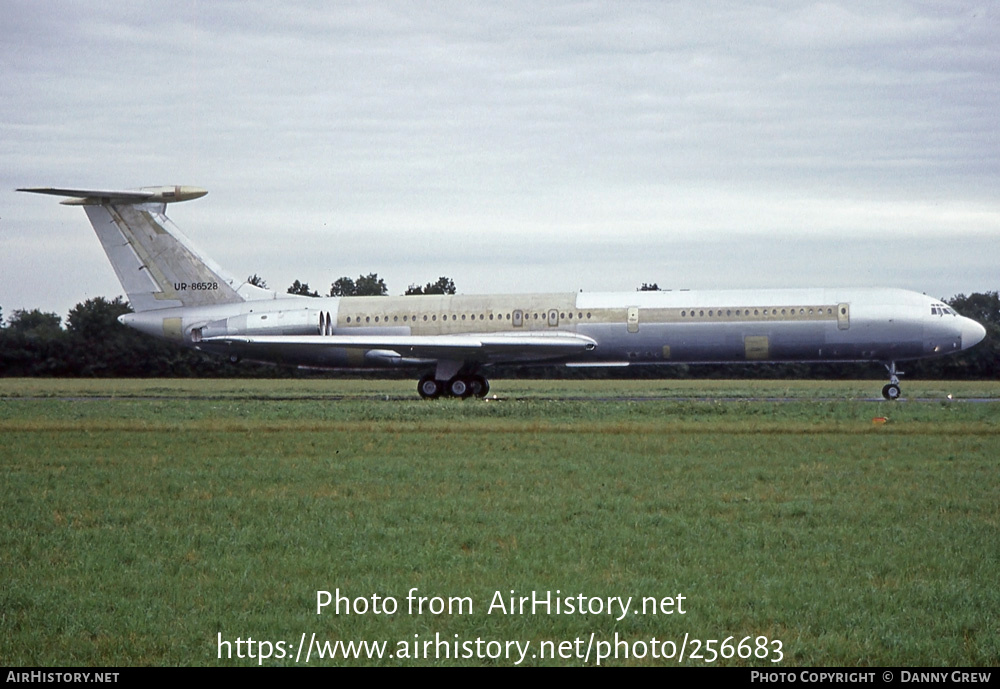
[19,186,253,312]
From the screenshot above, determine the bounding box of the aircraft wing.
[202,331,597,364]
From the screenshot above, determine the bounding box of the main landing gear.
[417,373,491,399]
[882,361,902,401]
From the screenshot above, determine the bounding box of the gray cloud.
[2,1,997,319]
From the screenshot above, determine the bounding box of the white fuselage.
[120,287,985,370]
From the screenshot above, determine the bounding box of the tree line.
[262,273,456,298]
[1,287,996,380]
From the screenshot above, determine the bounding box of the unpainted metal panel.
[162,317,184,343]
[744,335,769,360]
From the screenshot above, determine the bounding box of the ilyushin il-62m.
[20,185,986,400]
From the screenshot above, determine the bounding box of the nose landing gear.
[882,362,902,400]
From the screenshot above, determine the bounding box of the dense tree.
[330,273,388,297]
[247,274,268,289]
[287,280,320,297]
[355,273,388,296]
[949,291,1000,327]
[67,296,130,340]
[638,283,661,291]
[7,309,62,336]
[950,291,1000,378]
[1,309,67,375]
[405,277,457,296]
[329,277,355,297]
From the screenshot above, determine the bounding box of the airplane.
[19,185,987,400]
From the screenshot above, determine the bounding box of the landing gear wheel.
[882,383,901,401]
[418,375,442,399]
[882,361,903,401]
[469,375,490,398]
[448,377,471,398]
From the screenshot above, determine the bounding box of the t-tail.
[17,185,271,311]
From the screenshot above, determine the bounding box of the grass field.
[2,379,998,666]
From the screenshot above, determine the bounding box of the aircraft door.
[838,303,850,330]
[627,306,639,333]
[548,309,559,327]
[513,309,523,327]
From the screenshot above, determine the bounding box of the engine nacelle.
[197,309,323,340]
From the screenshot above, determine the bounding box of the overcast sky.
[2,1,998,320]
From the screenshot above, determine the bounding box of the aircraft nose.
[961,318,987,350]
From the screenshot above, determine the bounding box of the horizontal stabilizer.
[18,186,207,205]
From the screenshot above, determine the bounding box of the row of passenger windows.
[343,312,594,324]
[340,307,840,324]
[680,307,835,318]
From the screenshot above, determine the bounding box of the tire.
[882,383,900,400]
[418,375,441,399]
[469,375,490,398]
[448,377,470,398]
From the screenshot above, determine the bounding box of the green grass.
[1,379,998,666]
